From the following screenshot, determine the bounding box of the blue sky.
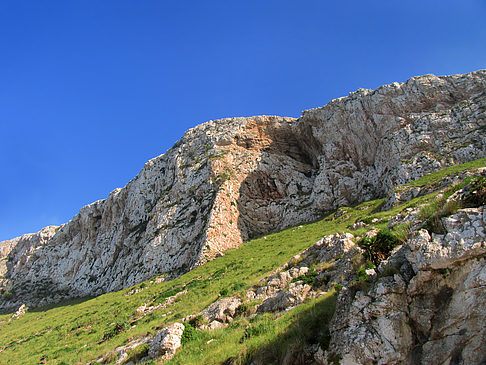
[1,1,485,241]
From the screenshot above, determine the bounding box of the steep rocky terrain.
[1,70,485,312]
[0,159,485,364]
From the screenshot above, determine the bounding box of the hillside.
[0,158,485,364]
[1,70,485,313]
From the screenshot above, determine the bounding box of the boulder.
[148,322,185,360]
[201,297,242,323]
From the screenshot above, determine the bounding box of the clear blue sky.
[1,1,485,241]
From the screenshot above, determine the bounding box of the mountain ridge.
[1,69,485,312]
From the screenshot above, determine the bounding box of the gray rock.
[148,322,185,360]
[325,207,486,365]
[201,296,242,323]
[257,282,312,313]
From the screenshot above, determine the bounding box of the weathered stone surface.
[148,322,184,360]
[200,296,242,323]
[324,207,486,365]
[257,282,312,313]
[8,303,27,322]
[110,336,151,365]
[1,70,486,311]
[406,208,486,272]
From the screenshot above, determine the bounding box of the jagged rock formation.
[1,70,485,311]
[323,207,486,365]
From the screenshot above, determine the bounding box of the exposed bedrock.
[324,207,486,365]
[0,70,485,310]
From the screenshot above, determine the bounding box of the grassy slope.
[0,157,485,364]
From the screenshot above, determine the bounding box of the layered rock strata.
[1,70,485,310]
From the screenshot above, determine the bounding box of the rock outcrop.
[323,207,486,365]
[1,70,485,311]
[200,296,242,324]
[148,322,185,361]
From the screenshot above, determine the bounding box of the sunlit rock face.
[1,70,485,311]
[325,207,486,365]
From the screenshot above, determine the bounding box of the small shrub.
[463,176,486,207]
[235,300,259,317]
[188,314,207,328]
[333,284,343,293]
[358,229,401,265]
[235,302,249,317]
[418,198,442,221]
[351,262,374,292]
[291,269,318,286]
[421,212,447,234]
[419,193,465,234]
[391,222,411,243]
[181,324,198,345]
[356,263,373,282]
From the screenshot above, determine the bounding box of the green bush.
[291,269,318,286]
[358,229,401,265]
[463,176,486,207]
[333,284,343,293]
[181,324,198,344]
[187,314,207,328]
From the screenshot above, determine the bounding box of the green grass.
[169,291,337,365]
[403,157,486,188]
[0,199,381,364]
[0,157,485,364]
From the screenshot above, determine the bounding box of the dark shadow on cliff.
[0,294,95,315]
[236,118,322,242]
[27,295,95,313]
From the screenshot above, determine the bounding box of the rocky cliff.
[1,70,485,311]
[323,207,486,364]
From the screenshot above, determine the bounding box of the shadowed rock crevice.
[236,120,319,240]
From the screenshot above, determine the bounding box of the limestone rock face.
[325,207,486,365]
[200,296,242,324]
[148,322,185,361]
[1,70,486,311]
[257,281,312,313]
